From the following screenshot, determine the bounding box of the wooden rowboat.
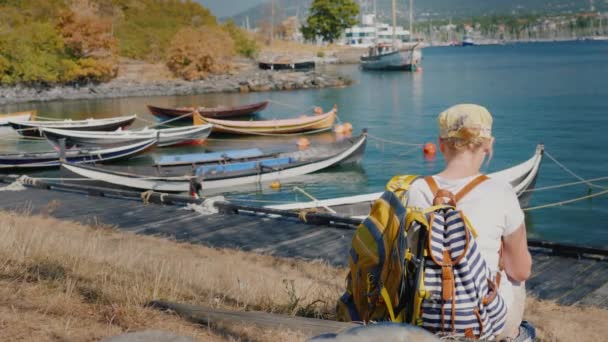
[193,106,338,135]
[41,124,213,148]
[0,110,35,126]
[61,131,368,193]
[9,115,137,137]
[147,100,269,121]
[267,144,544,218]
[0,139,156,170]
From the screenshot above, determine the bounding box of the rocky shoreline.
[0,69,353,106]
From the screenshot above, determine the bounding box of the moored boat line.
[193,106,338,135]
[147,100,269,121]
[8,115,137,137]
[61,131,368,193]
[41,124,213,148]
[0,139,156,169]
[267,144,544,217]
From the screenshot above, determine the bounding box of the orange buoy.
[313,106,323,115]
[343,122,353,131]
[334,124,345,134]
[423,142,437,157]
[296,137,310,149]
[270,181,281,189]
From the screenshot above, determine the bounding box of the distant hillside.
[228,0,608,27]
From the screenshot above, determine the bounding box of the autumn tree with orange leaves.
[166,27,234,80]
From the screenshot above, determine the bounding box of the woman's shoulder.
[481,176,516,193]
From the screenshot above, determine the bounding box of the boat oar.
[293,186,336,214]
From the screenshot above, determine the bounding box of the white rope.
[0,177,27,191]
[524,188,608,211]
[293,186,336,213]
[210,124,332,136]
[267,99,314,112]
[182,196,225,215]
[22,177,102,182]
[522,176,608,193]
[150,110,196,128]
[226,198,299,204]
[135,116,178,128]
[545,151,606,190]
[367,133,422,147]
[0,135,45,142]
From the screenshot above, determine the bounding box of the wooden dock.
[1,175,607,309]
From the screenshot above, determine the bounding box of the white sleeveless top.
[406,174,525,308]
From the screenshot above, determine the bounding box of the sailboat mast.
[392,0,397,46]
[270,0,275,43]
[409,0,414,41]
[373,0,378,43]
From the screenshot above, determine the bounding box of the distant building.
[342,15,412,47]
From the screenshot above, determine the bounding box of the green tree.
[301,0,359,43]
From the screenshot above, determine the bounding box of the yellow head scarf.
[438,104,493,139]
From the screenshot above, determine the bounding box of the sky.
[196,0,266,18]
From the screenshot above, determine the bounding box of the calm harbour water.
[1,41,607,247]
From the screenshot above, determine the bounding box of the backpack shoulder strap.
[455,175,489,203]
[424,176,439,196]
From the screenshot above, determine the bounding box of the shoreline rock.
[0,69,353,106]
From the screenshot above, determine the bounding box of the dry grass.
[526,297,608,341]
[0,210,606,341]
[0,211,342,341]
[258,39,364,63]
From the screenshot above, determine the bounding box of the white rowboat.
[267,145,544,218]
[62,132,368,193]
[42,124,213,148]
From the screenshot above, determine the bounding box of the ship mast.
[270,0,275,44]
[409,0,414,41]
[391,0,397,47]
[374,0,379,44]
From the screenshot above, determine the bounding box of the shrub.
[0,22,68,85]
[166,27,234,80]
[113,0,217,61]
[223,20,258,58]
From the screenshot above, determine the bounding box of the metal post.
[59,138,66,162]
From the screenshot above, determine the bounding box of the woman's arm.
[502,223,532,282]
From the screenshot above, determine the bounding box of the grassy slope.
[0,210,605,341]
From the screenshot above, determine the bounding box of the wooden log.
[147,300,357,337]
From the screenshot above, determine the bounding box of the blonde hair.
[442,127,494,161]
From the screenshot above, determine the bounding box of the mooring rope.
[208,124,333,137]
[545,151,606,190]
[524,188,608,211]
[367,133,422,147]
[20,177,102,182]
[522,176,608,193]
[0,135,46,142]
[226,198,299,204]
[267,99,314,112]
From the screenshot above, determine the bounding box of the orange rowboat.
[193,106,337,135]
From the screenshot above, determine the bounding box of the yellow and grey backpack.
[337,175,507,339]
[336,175,418,322]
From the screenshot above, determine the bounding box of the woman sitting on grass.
[406,104,534,341]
